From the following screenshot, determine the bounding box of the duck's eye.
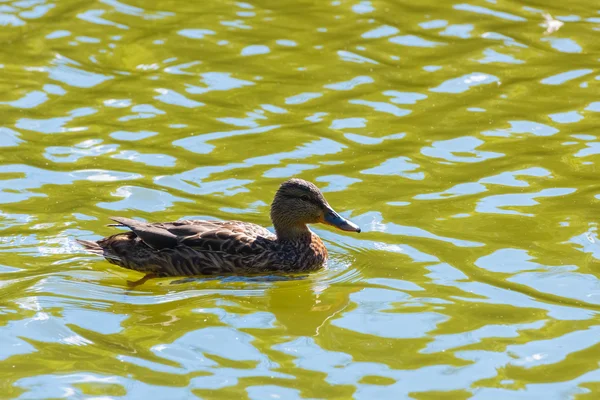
[300,195,310,202]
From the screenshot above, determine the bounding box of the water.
[1,0,600,398]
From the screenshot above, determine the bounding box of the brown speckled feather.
[77,178,361,279]
[78,217,328,277]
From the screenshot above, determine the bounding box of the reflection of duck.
[77,179,361,284]
[266,278,355,337]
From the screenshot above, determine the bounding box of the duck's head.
[271,178,361,239]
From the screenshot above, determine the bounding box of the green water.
[1,0,600,398]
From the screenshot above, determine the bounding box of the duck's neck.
[274,223,313,243]
[270,197,313,243]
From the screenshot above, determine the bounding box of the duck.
[77,178,361,284]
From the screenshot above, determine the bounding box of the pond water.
[1,0,600,398]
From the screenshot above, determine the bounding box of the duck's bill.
[323,207,361,233]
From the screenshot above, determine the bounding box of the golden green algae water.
[1,0,600,398]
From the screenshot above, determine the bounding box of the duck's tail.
[76,238,124,263]
[76,239,105,256]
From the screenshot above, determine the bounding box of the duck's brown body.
[78,178,360,281]
[78,217,328,276]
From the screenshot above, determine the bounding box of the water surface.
[1,0,600,398]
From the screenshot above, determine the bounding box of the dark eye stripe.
[283,193,320,205]
[305,197,321,205]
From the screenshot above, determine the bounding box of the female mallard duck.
[77,178,360,282]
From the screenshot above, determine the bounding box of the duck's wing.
[109,217,180,249]
[109,217,274,254]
